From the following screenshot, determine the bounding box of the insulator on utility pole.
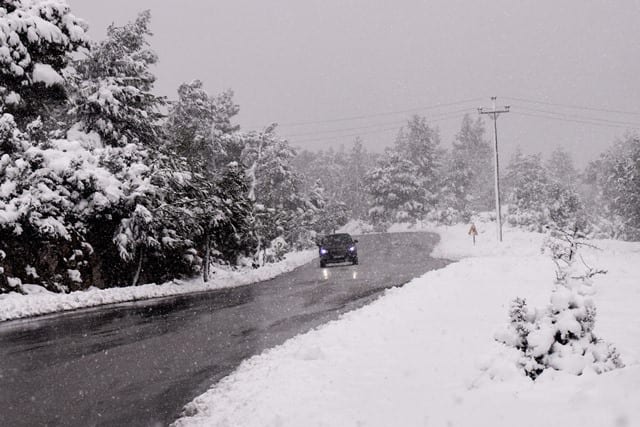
[478,96,510,243]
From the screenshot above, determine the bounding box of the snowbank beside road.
[388,220,547,259]
[174,225,640,427]
[0,250,316,322]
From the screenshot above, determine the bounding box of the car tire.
[320,260,326,268]
[352,257,358,265]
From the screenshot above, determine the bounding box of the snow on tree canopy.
[0,0,88,113]
[0,119,151,239]
[31,63,64,86]
[70,10,164,147]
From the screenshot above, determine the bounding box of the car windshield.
[323,234,353,245]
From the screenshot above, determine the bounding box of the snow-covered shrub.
[584,214,627,240]
[263,236,289,263]
[495,228,623,379]
[504,206,548,232]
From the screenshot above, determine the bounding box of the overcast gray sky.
[69,0,640,167]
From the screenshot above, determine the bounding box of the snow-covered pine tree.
[70,10,164,147]
[544,148,584,228]
[165,80,217,162]
[163,81,254,279]
[292,138,378,224]
[113,204,160,286]
[504,149,549,211]
[313,190,348,235]
[503,149,550,229]
[293,148,369,235]
[346,138,377,220]
[364,150,424,227]
[211,89,240,135]
[545,180,583,229]
[292,150,337,210]
[0,111,160,292]
[591,135,640,239]
[0,0,89,129]
[442,114,493,216]
[255,133,310,248]
[238,125,320,256]
[1,5,202,292]
[165,80,240,169]
[210,162,254,264]
[503,148,584,231]
[546,147,579,188]
[393,115,443,212]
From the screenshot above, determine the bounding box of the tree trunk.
[203,234,211,282]
[132,246,144,287]
[254,236,262,267]
[247,159,259,202]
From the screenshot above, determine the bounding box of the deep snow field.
[173,222,640,427]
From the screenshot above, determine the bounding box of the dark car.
[317,233,358,267]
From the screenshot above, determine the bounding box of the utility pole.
[478,97,510,242]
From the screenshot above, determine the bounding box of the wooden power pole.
[478,97,510,242]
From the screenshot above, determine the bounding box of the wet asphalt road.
[0,232,449,427]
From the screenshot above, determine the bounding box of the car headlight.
[348,246,356,252]
[320,248,328,255]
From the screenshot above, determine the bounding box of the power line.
[511,110,640,130]
[243,96,640,145]
[283,107,474,138]
[285,120,406,138]
[291,110,470,145]
[291,125,402,145]
[513,105,640,127]
[504,96,640,117]
[272,97,484,128]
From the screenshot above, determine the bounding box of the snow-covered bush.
[495,228,623,379]
[264,236,289,263]
[503,205,548,232]
[583,214,627,240]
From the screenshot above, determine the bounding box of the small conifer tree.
[496,227,623,379]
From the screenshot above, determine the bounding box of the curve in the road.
[0,232,450,427]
